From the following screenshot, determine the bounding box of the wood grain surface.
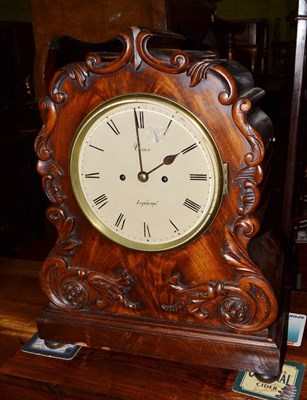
[0,257,306,399]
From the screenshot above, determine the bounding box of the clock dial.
[70,94,224,251]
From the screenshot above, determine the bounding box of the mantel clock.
[35,27,284,378]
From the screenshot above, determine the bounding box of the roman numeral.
[107,119,120,135]
[169,219,179,232]
[89,144,104,152]
[93,194,108,209]
[183,198,201,213]
[85,172,100,178]
[115,213,126,230]
[134,109,145,129]
[143,222,151,238]
[163,119,173,135]
[190,173,207,181]
[182,143,197,154]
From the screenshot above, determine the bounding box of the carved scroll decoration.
[86,30,134,73]
[136,28,191,73]
[162,59,278,332]
[187,60,239,105]
[35,27,277,329]
[38,204,141,312]
[34,60,141,313]
[162,273,255,327]
[220,93,278,332]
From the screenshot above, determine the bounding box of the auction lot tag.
[22,332,81,360]
[287,313,306,347]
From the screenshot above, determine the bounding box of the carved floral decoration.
[35,27,277,331]
[38,206,141,312]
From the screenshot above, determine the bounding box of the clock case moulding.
[35,26,285,376]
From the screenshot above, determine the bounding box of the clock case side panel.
[35,27,285,374]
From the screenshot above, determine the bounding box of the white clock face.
[70,94,223,251]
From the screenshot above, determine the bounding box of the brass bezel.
[70,94,224,252]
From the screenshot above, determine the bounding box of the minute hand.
[134,108,144,172]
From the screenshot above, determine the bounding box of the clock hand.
[134,108,144,173]
[134,109,149,183]
[147,142,198,175]
[147,152,181,175]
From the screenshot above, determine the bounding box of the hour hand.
[147,152,180,175]
[147,142,197,175]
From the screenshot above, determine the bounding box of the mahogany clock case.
[35,27,285,375]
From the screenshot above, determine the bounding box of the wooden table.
[0,257,306,399]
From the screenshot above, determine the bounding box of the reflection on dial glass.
[70,94,223,251]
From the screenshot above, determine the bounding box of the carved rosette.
[36,202,141,312]
[162,269,274,332]
[35,27,278,330]
[39,262,143,312]
[161,273,255,327]
[41,255,141,312]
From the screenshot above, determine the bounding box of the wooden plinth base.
[37,306,285,376]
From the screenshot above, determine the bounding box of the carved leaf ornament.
[35,27,277,332]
